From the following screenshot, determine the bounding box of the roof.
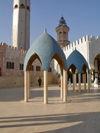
[66,50,89,73]
[24,29,67,71]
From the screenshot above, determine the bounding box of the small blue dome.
[67,50,89,73]
[24,30,67,71]
[61,16,64,19]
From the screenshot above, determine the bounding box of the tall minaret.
[56,16,70,48]
[12,0,30,51]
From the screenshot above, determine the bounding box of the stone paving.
[0,85,100,133]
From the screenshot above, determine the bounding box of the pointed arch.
[20,4,25,9]
[27,6,30,11]
[14,4,18,9]
[52,52,66,72]
[82,64,88,73]
[68,64,77,74]
[26,53,42,71]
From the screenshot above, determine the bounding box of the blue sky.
[0,0,100,46]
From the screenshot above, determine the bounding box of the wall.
[0,76,55,89]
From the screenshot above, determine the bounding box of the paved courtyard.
[0,84,100,133]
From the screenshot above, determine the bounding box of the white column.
[24,71,28,102]
[63,70,67,102]
[84,73,86,90]
[73,74,75,91]
[27,71,30,99]
[44,70,48,104]
[78,74,81,92]
[61,72,63,99]
[88,73,90,92]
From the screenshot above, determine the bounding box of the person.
[68,78,72,86]
[59,79,61,87]
[94,77,98,87]
[38,77,42,87]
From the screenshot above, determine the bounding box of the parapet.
[65,35,100,51]
[0,42,27,54]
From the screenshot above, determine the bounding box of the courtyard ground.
[0,84,100,133]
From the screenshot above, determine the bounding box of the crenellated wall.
[63,35,100,70]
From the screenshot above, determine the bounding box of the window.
[6,62,9,69]
[63,32,66,34]
[6,62,15,69]
[36,66,41,71]
[48,67,52,72]
[14,4,18,9]
[27,6,30,11]
[20,64,24,70]
[12,62,14,69]
[20,4,25,9]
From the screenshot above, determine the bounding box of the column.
[84,73,86,90]
[63,70,67,102]
[27,71,30,99]
[78,74,81,92]
[24,71,28,102]
[95,59,98,79]
[87,73,90,92]
[44,70,48,104]
[61,72,63,99]
[73,74,75,91]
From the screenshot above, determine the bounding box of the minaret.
[56,16,70,48]
[12,0,30,51]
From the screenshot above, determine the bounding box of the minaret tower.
[56,16,70,48]
[12,0,30,51]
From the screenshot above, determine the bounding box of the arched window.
[63,32,66,34]
[20,4,25,9]
[14,4,18,9]
[0,68,1,76]
[27,6,30,11]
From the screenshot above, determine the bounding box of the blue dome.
[66,50,89,73]
[24,29,67,71]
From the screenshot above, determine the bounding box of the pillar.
[78,74,81,92]
[95,59,98,79]
[61,71,63,99]
[24,71,28,102]
[87,73,90,92]
[63,70,67,102]
[27,71,30,99]
[44,70,48,104]
[73,74,75,91]
[84,73,86,90]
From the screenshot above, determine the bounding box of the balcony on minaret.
[56,16,70,48]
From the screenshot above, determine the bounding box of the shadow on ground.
[0,112,100,133]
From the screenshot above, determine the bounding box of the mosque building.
[0,0,100,89]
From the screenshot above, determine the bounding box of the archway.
[66,50,90,92]
[94,54,100,83]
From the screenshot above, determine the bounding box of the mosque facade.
[55,17,100,84]
[0,0,100,88]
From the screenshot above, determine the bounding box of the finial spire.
[44,28,47,33]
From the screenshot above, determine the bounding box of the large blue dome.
[24,29,67,71]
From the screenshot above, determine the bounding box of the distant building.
[12,0,30,51]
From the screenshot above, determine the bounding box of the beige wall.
[0,76,57,89]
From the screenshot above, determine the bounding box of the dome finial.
[44,28,47,33]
